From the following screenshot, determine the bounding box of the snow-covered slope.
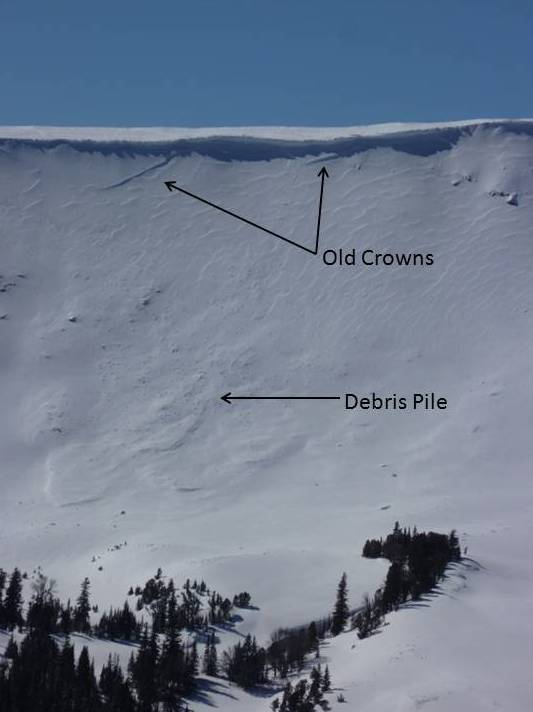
[1,121,533,710]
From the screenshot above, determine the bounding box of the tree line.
[271,665,331,711]
[0,566,252,711]
[0,566,252,641]
[0,624,196,712]
[0,524,461,711]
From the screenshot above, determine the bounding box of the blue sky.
[1,0,531,126]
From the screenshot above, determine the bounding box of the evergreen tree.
[100,654,136,712]
[158,625,190,710]
[3,568,23,629]
[74,646,101,712]
[130,625,159,712]
[7,629,63,711]
[74,578,92,634]
[56,637,76,712]
[309,666,322,704]
[322,665,331,692]
[224,635,267,688]
[362,538,383,558]
[60,599,73,635]
[382,561,404,611]
[307,621,320,658]
[189,642,199,677]
[233,591,251,608]
[27,573,60,633]
[0,568,6,626]
[4,636,18,660]
[330,573,349,636]
[96,600,138,641]
[202,633,218,676]
[353,592,383,639]
[449,529,461,560]
[166,581,179,632]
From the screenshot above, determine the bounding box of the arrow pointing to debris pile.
[221,392,341,405]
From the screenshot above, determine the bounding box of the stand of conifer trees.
[270,664,331,712]
[0,625,196,712]
[0,564,258,711]
[355,524,461,638]
[0,525,461,711]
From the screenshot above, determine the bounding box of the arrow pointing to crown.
[314,167,329,255]
[164,167,329,256]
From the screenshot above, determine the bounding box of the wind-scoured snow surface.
[1,121,533,710]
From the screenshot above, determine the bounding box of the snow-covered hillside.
[1,120,533,710]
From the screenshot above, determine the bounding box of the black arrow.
[314,167,329,255]
[221,392,341,405]
[164,167,329,256]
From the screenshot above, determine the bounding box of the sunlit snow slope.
[1,121,533,709]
